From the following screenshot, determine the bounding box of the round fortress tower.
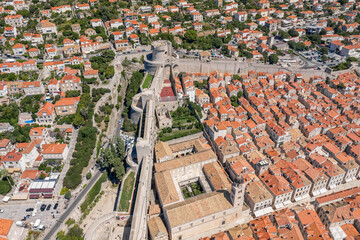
[144,40,179,74]
[151,40,170,62]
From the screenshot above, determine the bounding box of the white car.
[0,209,4,213]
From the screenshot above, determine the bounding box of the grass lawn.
[159,128,202,142]
[142,74,153,89]
[118,171,136,212]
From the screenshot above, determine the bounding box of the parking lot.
[0,199,64,230]
[300,50,323,62]
[118,132,135,152]
[299,49,345,67]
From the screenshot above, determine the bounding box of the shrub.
[86,172,92,180]
[64,191,71,199]
[60,187,69,195]
[65,218,75,226]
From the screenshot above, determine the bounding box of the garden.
[158,103,204,141]
[181,181,204,199]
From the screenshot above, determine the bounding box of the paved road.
[43,170,103,240]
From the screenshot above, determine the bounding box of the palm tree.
[0,169,12,186]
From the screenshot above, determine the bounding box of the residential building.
[54,97,80,116]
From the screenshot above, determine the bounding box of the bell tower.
[230,176,246,209]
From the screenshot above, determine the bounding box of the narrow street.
[43,55,130,239]
[53,129,79,196]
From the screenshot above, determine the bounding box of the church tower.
[230,176,246,209]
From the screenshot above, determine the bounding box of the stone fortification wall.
[178,59,329,79]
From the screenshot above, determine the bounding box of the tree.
[319,29,326,35]
[288,29,299,37]
[212,37,223,49]
[73,114,85,127]
[233,74,242,81]
[321,55,328,62]
[100,144,125,182]
[105,66,115,79]
[278,30,290,39]
[319,47,328,54]
[64,191,71,199]
[230,96,239,107]
[269,54,279,64]
[308,34,321,44]
[65,90,81,97]
[220,45,230,57]
[0,179,11,195]
[86,172,92,180]
[112,158,125,180]
[65,225,83,239]
[184,30,198,43]
[29,5,39,16]
[39,172,46,179]
[116,137,125,160]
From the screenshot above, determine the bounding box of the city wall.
[177,59,330,79]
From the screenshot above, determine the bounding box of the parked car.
[53,203,58,210]
[46,204,51,211]
[26,208,34,212]
[0,209,3,213]
[40,204,46,211]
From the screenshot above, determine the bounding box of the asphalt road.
[43,170,103,240]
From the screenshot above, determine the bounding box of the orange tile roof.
[0,218,13,236]
[29,127,45,136]
[37,102,55,116]
[21,169,45,180]
[42,143,67,154]
[316,187,360,205]
[54,97,79,107]
[0,139,10,148]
